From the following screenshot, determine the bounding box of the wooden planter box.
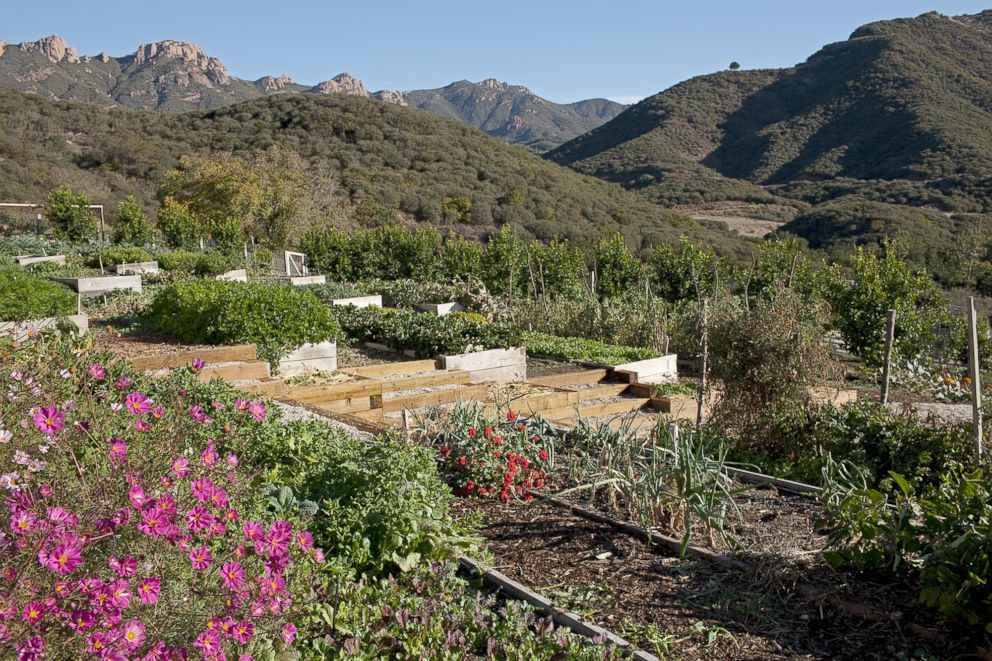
[16,255,65,267]
[0,314,88,339]
[51,275,142,296]
[288,275,326,286]
[331,294,382,308]
[414,302,463,315]
[440,347,527,384]
[216,269,248,282]
[277,341,338,375]
[114,261,159,275]
[810,386,858,407]
[612,355,677,384]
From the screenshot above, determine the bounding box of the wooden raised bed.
[114,261,159,275]
[612,354,678,384]
[216,269,248,282]
[277,341,337,375]
[16,254,65,267]
[440,346,527,384]
[0,314,88,339]
[331,294,383,308]
[288,275,326,286]
[51,275,142,296]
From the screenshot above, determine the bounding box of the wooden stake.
[880,309,896,405]
[967,297,984,458]
[696,299,708,430]
[402,409,411,442]
[76,294,82,316]
[98,255,104,274]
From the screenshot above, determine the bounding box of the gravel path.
[274,401,372,440]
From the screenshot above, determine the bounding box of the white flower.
[0,430,11,444]
[9,371,21,382]
[59,369,72,380]
[110,403,123,413]
[27,460,45,473]
[37,444,48,454]
[13,451,30,465]
[0,473,20,491]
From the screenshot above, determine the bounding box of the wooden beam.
[525,369,608,389]
[312,396,373,415]
[339,359,439,378]
[383,384,489,413]
[196,360,270,383]
[129,344,257,371]
[286,379,382,404]
[379,370,471,393]
[541,397,650,423]
[232,379,286,396]
[575,383,631,402]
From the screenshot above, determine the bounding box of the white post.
[968,297,984,458]
[696,299,708,430]
[880,309,896,405]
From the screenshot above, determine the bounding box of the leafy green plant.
[145,280,340,365]
[112,195,155,245]
[47,185,98,241]
[521,331,659,365]
[156,197,201,249]
[0,268,76,321]
[88,245,154,268]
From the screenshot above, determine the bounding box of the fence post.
[880,309,896,405]
[968,297,984,458]
[696,299,708,430]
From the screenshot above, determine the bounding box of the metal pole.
[968,297,984,458]
[880,309,896,405]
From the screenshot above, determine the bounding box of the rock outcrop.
[131,41,231,85]
[17,35,79,63]
[310,73,368,97]
[373,89,407,106]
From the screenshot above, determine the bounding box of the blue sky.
[3,1,991,103]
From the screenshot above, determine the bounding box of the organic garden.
[1,187,991,659]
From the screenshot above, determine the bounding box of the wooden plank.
[230,379,286,396]
[441,347,526,371]
[339,359,439,378]
[506,390,580,415]
[525,369,608,388]
[542,397,650,423]
[379,370,471,393]
[466,364,527,384]
[196,360,270,382]
[383,384,489,413]
[130,345,257,371]
[575,383,630,402]
[313,396,373,415]
[351,408,385,422]
[329,413,394,435]
[286,379,382,404]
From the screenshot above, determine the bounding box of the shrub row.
[520,331,660,365]
[0,268,76,321]
[145,280,340,365]
[331,305,516,357]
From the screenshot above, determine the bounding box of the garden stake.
[968,297,983,457]
[880,309,896,404]
[696,299,708,430]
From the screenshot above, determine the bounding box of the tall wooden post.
[696,299,708,430]
[968,297,984,458]
[880,309,897,405]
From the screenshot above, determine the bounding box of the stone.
[311,73,368,97]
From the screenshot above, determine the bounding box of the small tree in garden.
[157,197,201,250]
[112,196,155,246]
[594,232,642,298]
[47,185,97,241]
[825,241,949,366]
[648,236,729,303]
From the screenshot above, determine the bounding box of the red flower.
[507,411,517,422]
[484,426,493,439]
[539,449,550,461]
[457,456,468,467]
[468,428,477,438]
[440,446,451,457]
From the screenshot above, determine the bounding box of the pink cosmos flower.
[260,574,285,597]
[109,556,137,578]
[211,401,223,410]
[234,399,249,412]
[17,636,43,659]
[313,548,325,564]
[281,622,297,644]
[189,405,211,425]
[44,542,83,575]
[195,629,221,655]
[248,401,267,421]
[138,507,169,537]
[172,457,191,478]
[89,364,106,380]
[225,509,239,523]
[68,609,95,632]
[129,484,147,509]
[108,438,127,459]
[220,561,245,591]
[266,520,293,555]
[138,577,160,604]
[191,477,214,502]
[233,619,254,644]
[109,579,131,609]
[87,632,110,654]
[124,392,150,415]
[22,601,44,623]
[151,405,165,420]
[10,511,35,535]
[134,419,151,432]
[33,406,64,435]
[2,567,15,580]
[121,619,146,649]
[191,358,205,374]
[296,531,314,551]
[242,521,263,542]
[0,430,11,444]
[210,488,229,509]
[47,506,76,528]
[226,453,240,468]
[201,441,219,467]
[115,376,132,390]
[185,506,213,532]
[189,546,213,571]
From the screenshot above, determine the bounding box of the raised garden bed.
[15,254,65,267]
[51,274,142,296]
[216,269,248,282]
[114,260,159,275]
[288,275,326,286]
[0,314,88,339]
[277,340,337,375]
[331,294,383,308]
[441,346,527,383]
[612,355,678,384]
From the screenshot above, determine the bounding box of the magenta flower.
[234,399,249,412]
[124,392,150,415]
[108,438,128,459]
[195,629,221,655]
[281,622,297,644]
[33,406,64,435]
[248,401,267,421]
[242,520,263,542]
[226,453,240,468]
[189,405,211,424]
[191,358,205,374]
[129,484,147,509]
[121,620,146,649]
[296,531,314,551]
[47,506,76,528]
[209,488,229,509]
[313,548,325,563]
[185,506,214,532]
[220,561,246,591]
[22,601,44,623]
[172,457,191,478]
[44,542,83,575]
[211,401,224,410]
[151,405,165,420]
[109,556,137,578]
[137,577,160,604]
[109,579,132,609]
[260,573,285,597]
[266,520,293,555]
[16,636,43,659]
[68,609,95,632]
[208,520,227,538]
[89,364,106,380]
[134,419,151,432]
[87,632,110,654]
[138,506,169,537]
[202,441,219,467]
[191,477,214,502]
[115,375,132,390]
[10,511,35,535]
[189,546,213,570]
[233,619,254,644]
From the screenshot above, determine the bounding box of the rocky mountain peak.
[257,74,295,92]
[17,35,79,63]
[312,73,368,97]
[131,40,231,85]
[373,89,407,106]
[0,42,6,58]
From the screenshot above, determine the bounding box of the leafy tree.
[47,186,97,241]
[157,197,202,250]
[825,242,949,366]
[648,236,729,303]
[441,195,473,223]
[441,236,484,280]
[112,196,154,246]
[594,232,642,298]
[528,239,588,298]
[729,61,741,71]
[481,226,526,296]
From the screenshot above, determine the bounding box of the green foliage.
[594,232,642,298]
[440,236,484,280]
[111,195,154,245]
[0,268,76,321]
[155,250,237,275]
[521,331,659,365]
[648,237,730,303]
[47,185,97,241]
[825,243,949,366]
[527,238,588,298]
[331,305,516,357]
[145,280,340,365]
[480,226,527,297]
[301,224,441,282]
[88,245,153,268]
[156,198,201,250]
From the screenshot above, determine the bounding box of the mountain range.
[0,35,624,151]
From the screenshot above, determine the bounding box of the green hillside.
[0,87,746,254]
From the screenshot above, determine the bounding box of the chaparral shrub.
[0,332,322,659]
[145,280,340,366]
[0,269,76,321]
